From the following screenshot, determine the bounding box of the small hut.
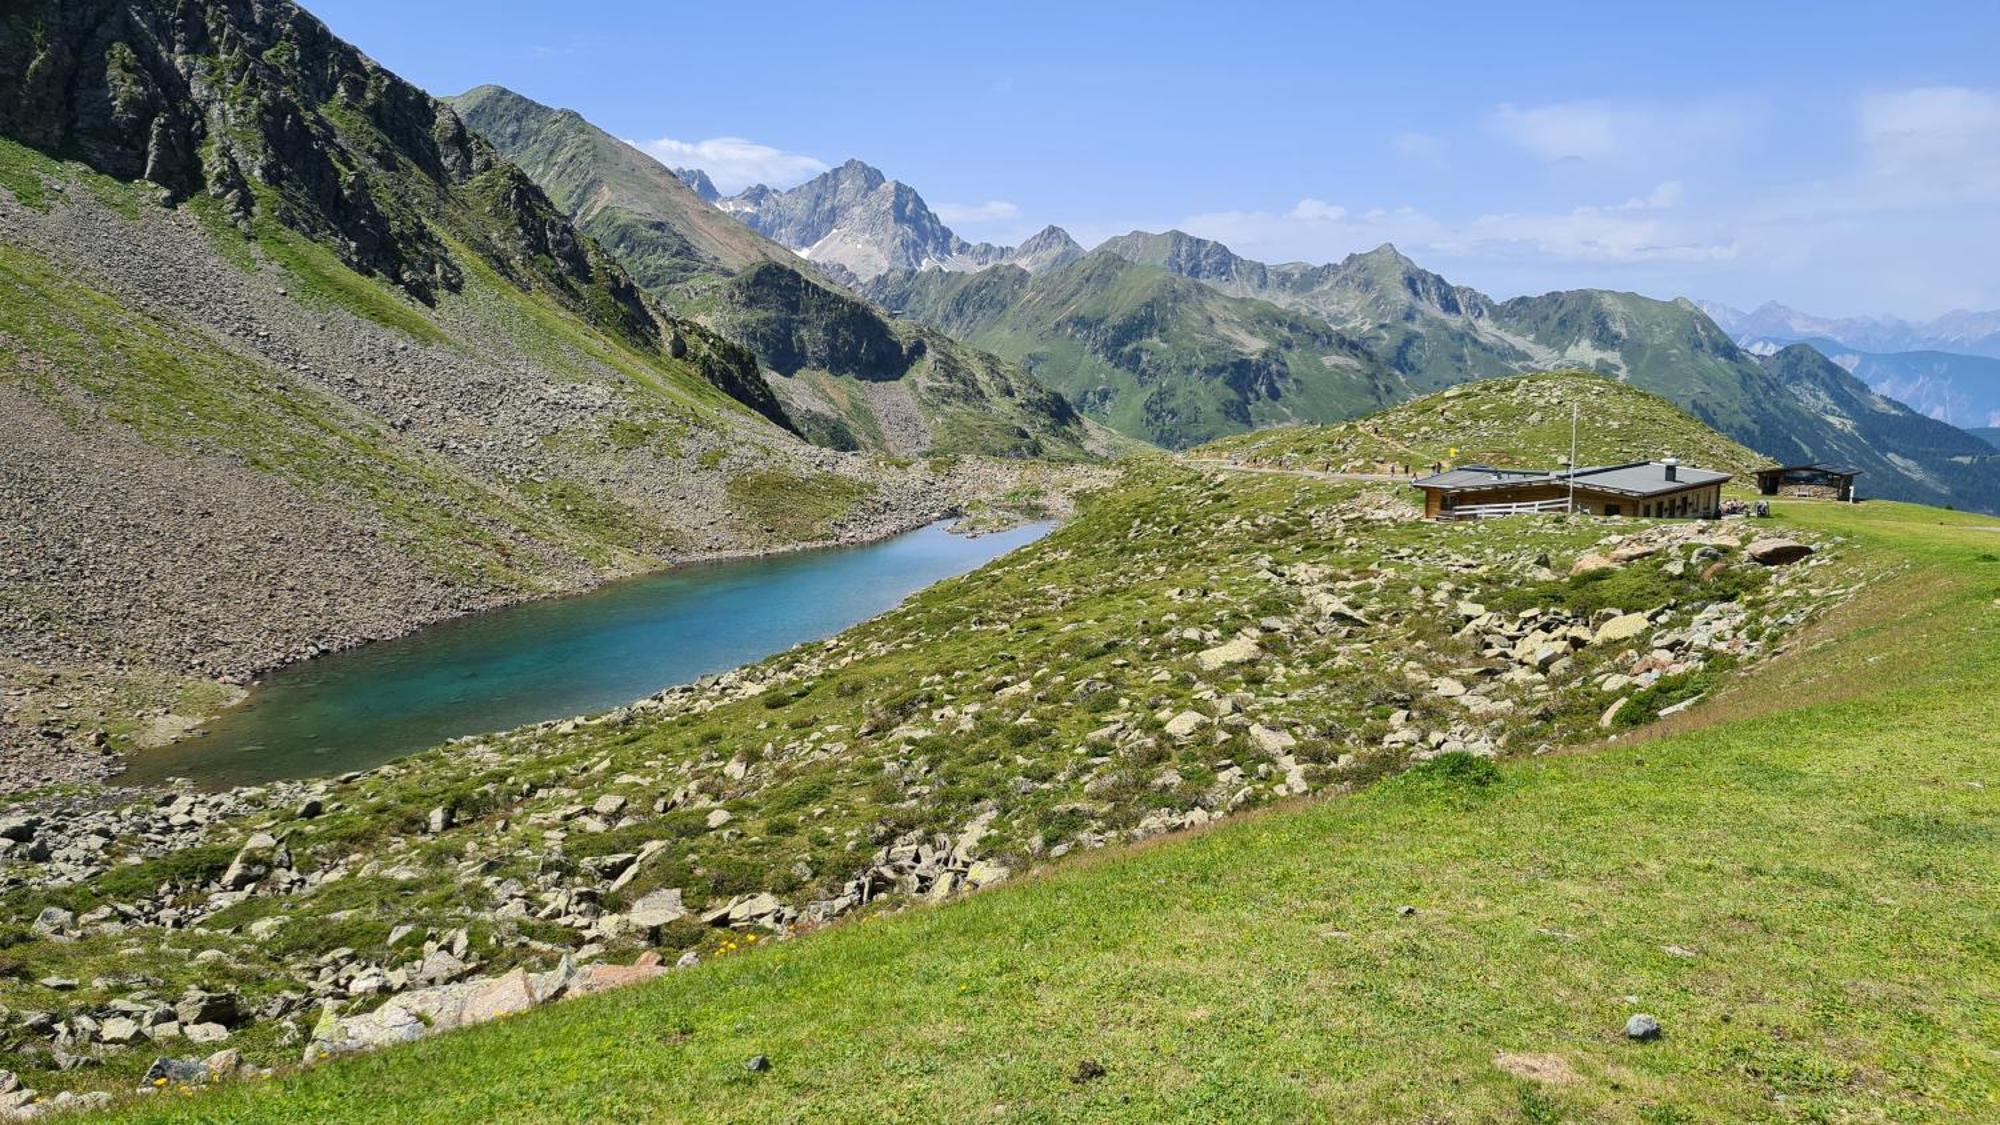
[1753,463,1859,502]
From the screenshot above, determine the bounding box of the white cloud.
[1450,200,1736,264]
[933,200,1021,224]
[630,135,827,195]
[1286,198,1347,223]
[1489,99,1757,166]
[1178,183,1728,268]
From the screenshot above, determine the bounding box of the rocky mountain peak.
[673,167,720,202]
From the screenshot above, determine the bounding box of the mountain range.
[703,159,1084,283]
[445,87,1107,459]
[1738,336,2000,430]
[467,118,1996,513]
[1700,300,2000,361]
[865,228,2000,512]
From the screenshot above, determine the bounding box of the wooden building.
[1411,459,1731,521]
[1753,463,1859,502]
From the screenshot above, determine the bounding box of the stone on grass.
[460,969,537,1026]
[183,1023,229,1045]
[1746,538,1813,566]
[626,888,688,929]
[1247,724,1296,755]
[1624,1013,1662,1041]
[1162,711,1209,740]
[1593,612,1651,644]
[1195,636,1261,672]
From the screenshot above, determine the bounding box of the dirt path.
[1181,458,1414,485]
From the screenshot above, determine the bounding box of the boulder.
[1624,1013,1663,1041]
[30,906,73,936]
[1569,553,1618,576]
[591,794,628,817]
[1599,697,1629,729]
[219,833,281,891]
[459,969,537,1026]
[1162,711,1209,740]
[1195,636,1261,672]
[1746,538,1813,566]
[1593,613,1651,644]
[626,888,688,930]
[1247,724,1296,755]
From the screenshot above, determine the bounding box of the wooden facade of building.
[1413,460,1730,521]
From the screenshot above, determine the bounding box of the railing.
[1439,497,1570,521]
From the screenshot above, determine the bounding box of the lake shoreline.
[114,517,1060,790]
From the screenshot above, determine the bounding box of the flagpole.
[1568,401,1578,513]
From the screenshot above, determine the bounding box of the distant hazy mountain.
[1702,300,2000,360]
[875,224,2000,511]
[1970,427,2000,451]
[718,160,1081,282]
[448,88,1107,459]
[1738,336,2000,429]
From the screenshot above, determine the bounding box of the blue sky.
[313,0,2000,319]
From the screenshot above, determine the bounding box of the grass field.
[111,498,2000,1121]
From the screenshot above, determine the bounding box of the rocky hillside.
[443,85,800,289]
[717,159,1081,283]
[1196,371,1768,479]
[0,437,1860,1103]
[0,1,1069,790]
[446,87,1112,460]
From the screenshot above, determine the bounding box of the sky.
[310,0,2000,320]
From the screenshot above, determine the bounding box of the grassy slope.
[0,135,824,579]
[118,499,2000,1122]
[1196,371,1769,480]
[869,252,1397,449]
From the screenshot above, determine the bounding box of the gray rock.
[30,907,72,936]
[626,888,688,929]
[1624,1013,1662,1041]
[1746,538,1813,566]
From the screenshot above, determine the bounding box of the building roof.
[1564,461,1731,496]
[1412,460,1732,499]
[1408,465,1554,490]
[1755,462,1863,478]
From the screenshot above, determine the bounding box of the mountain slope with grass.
[1741,335,2000,431]
[0,0,1063,787]
[866,249,1405,448]
[113,496,2000,1122]
[444,86,1110,460]
[0,379,1926,1118]
[1196,370,1768,479]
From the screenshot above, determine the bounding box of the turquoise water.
[120,522,1048,789]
